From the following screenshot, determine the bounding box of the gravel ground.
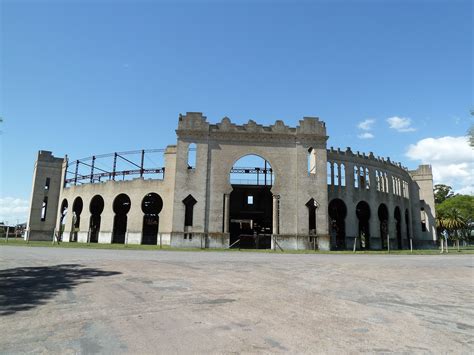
[0,246,472,354]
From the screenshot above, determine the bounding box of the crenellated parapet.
[176,112,328,143]
[327,146,409,175]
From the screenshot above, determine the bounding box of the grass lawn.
[1,237,473,254]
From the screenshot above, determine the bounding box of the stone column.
[223,194,230,233]
[272,195,279,235]
[337,164,342,187]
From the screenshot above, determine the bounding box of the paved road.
[0,246,473,354]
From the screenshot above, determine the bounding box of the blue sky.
[1,0,472,222]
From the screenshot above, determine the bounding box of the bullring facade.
[26,113,437,250]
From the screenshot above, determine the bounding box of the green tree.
[441,208,467,251]
[434,184,454,204]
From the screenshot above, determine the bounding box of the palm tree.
[443,208,466,251]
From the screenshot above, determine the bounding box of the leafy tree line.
[434,184,474,249]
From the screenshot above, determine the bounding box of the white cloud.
[387,116,416,132]
[0,197,29,224]
[406,136,473,195]
[357,119,375,131]
[357,118,376,139]
[358,132,374,139]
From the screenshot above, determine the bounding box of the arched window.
[306,198,318,235]
[59,199,68,238]
[188,143,196,169]
[356,201,371,249]
[340,163,346,186]
[308,147,317,175]
[327,162,333,185]
[183,195,197,227]
[334,163,340,186]
[142,193,163,245]
[354,166,359,188]
[112,194,131,244]
[71,197,83,242]
[89,195,104,243]
[230,155,274,186]
[365,167,370,190]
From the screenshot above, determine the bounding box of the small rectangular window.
[45,178,50,190]
[41,197,48,221]
[247,195,254,205]
[421,222,427,232]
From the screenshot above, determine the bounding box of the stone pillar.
[272,195,279,235]
[330,162,335,186]
[223,194,230,233]
[337,164,341,187]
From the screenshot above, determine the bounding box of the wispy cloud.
[358,132,374,139]
[357,119,375,131]
[406,136,473,195]
[387,116,416,132]
[0,197,29,224]
[356,118,375,139]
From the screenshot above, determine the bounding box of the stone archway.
[228,155,273,249]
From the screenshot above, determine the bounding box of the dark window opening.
[45,177,50,190]
[141,193,163,245]
[112,193,131,244]
[328,199,347,250]
[306,198,317,235]
[421,222,427,232]
[183,195,197,227]
[394,207,402,249]
[89,195,104,243]
[378,204,389,249]
[356,201,371,250]
[41,197,48,221]
[71,197,83,242]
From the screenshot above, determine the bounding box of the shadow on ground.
[0,264,121,316]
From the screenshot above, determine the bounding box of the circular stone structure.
[26,113,437,250]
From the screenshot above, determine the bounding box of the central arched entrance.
[229,155,273,249]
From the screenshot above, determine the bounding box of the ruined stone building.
[26,113,437,250]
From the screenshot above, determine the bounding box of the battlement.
[327,146,409,171]
[176,112,327,137]
[37,150,65,163]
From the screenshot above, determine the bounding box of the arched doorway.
[89,195,104,243]
[142,193,163,245]
[378,204,389,249]
[71,197,83,242]
[229,155,273,249]
[394,207,402,249]
[356,201,371,249]
[328,199,347,250]
[59,199,68,239]
[112,194,131,244]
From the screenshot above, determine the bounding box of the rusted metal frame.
[74,160,79,186]
[65,168,165,184]
[140,150,145,178]
[116,153,142,169]
[112,153,117,181]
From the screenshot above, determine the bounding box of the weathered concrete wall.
[58,146,177,245]
[409,165,437,247]
[26,151,66,241]
[28,112,435,251]
[327,148,434,249]
[173,113,330,250]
